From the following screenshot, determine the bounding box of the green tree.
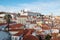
[45,34,52,40]
[4,14,12,31]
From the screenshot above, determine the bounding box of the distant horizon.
[0,0,60,16]
[0,10,59,16]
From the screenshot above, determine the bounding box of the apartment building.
[20,10,41,16]
[16,16,28,24]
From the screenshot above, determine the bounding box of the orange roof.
[23,29,34,36]
[52,27,58,29]
[13,29,24,36]
[51,33,59,40]
[23,35,39,40]
[9,24,24,29]
[18,16,28,18]
[13,29,34,36]
[9,29,23,31]
[0,23,7,26]
[41,24,50,30]
[24,29,34,36]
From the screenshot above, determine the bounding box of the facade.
[16,16,27,24]
[9,24,24,40]
[0,17,6,23]
[20,10,41,16]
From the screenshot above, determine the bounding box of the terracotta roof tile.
[19,16,28,18]
[13,29,24,36]
[41,24,50,30]
[9,24,24,29]
[9,29,23,31]
[23,29,35,36]
[0,23,7,26]
[23,35,39,40]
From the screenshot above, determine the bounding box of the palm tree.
[4,14,12,31]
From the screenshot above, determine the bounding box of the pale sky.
[0,0,60,16]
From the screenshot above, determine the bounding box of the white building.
[51,29,59,33]
[20,10,41,16]
[16,16,27,24]
[0,17,6,23]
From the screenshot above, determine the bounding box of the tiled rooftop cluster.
[0,11,60,40]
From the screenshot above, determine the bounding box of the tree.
[4,14,12,31]
[45,34,52,40]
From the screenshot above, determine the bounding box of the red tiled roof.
[52,27,60,30]
[0,23,7,26]
[51,33,59,40]
[9,29,23,31]
[41,24,50,30]
[24,29,34,36]
[24,29,29,35]
[18,16,28,18]
[13,29,24,36]
[13,29,34,36]
[9,24,24,29]
[23,35,39,40]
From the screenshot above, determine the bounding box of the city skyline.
[0,0,60,16]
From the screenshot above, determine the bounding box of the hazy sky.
[0,0,60,16]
